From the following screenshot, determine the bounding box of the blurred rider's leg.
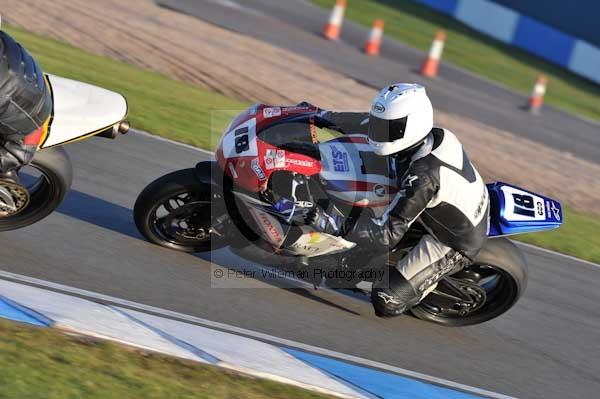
[0,30,53,180]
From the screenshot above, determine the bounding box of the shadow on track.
[55,188,364,316]
[56,189,141,239]
[199,250,365,317]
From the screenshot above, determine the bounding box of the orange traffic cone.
[421,30,446,78]
[323,0,346,41]
[364,19,384,56]
[528,75,547,114]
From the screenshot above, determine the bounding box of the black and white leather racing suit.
[358,127,490,317]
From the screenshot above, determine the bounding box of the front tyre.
[410,238,528,326]
[134,169,228,253]
[0,147,72,231]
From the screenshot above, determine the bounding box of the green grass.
[4,24,598,264]
[0,319,332,399]
[515,207,600,264]
[313,0,600,121]
[4,25,248,150]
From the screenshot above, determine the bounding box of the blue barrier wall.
[491,0,600,49]
[412,0,600,85]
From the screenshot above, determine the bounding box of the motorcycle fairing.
[284,228,356,256]
[243,194,355,256]
[40,75,127,148]
[487,182,562,236]
[218,105,564,241]
[216,104,322,192]
[216,105,395,205]
[247,207,289,248]
[319,135,397,211]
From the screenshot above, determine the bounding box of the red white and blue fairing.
[215,104,563,251]
[216,104,397,212]
[216,104,322,193]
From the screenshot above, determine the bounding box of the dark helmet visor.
[368,115,408,143]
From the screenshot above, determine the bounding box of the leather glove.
[344,217,390,251]
[303,206,342,235]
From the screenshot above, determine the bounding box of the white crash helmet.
[368,83,433,156]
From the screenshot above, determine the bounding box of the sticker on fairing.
[222,118,258,157]
[331,145,349,172]
[288,230,355,256]
[247,208,284,246]
[227,162,238,179]
[275,150,285,168]
[548,201,561,221]
[265,156,275,170]
[264,149,276,170]
[263,107,282,118]
[286,158,314,168]
[373,184,386,197]
[251,158,266,180]
[501,186,546,221]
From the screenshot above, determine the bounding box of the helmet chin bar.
[370,130,432,157]
[395,136,429,157]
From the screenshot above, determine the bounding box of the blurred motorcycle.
[0,75,129,230]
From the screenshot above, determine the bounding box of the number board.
[222,117,258,158]
[500,185,546,221]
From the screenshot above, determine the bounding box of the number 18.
[513,193,535,217]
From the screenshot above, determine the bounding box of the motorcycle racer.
[257,86,489,318]
[259,86,489,318]
[341,83,490,317]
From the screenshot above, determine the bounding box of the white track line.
[0,270,514,399]
[133,129,600,269]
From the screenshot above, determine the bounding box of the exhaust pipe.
[96,120,130,139]
[115,120,130,135]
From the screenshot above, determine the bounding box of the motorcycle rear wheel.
[410,237,527,326]
[134,168,228,253]
[0,147,72,231]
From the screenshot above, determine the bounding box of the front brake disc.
[0,179,30,217]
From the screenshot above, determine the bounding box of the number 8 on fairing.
[512,193,535,217]
[234,126,249,154]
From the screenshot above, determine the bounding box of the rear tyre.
[410,238,527,326]
[134,169,229,253]
[0,147,72,231]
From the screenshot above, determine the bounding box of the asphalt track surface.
[157,0,600,165]
[0,133,598,399]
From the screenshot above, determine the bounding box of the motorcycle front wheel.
[410,237,528,326]
[134,168,229,253]
[0,147,72,231]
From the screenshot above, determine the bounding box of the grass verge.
[0,319,331,399]
[313,0,600,122]
[4,24,598,264]
[4,25,248,150]
[516,207,600,264]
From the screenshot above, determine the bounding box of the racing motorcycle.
[134,103,563,326]
[0,75,129,230]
